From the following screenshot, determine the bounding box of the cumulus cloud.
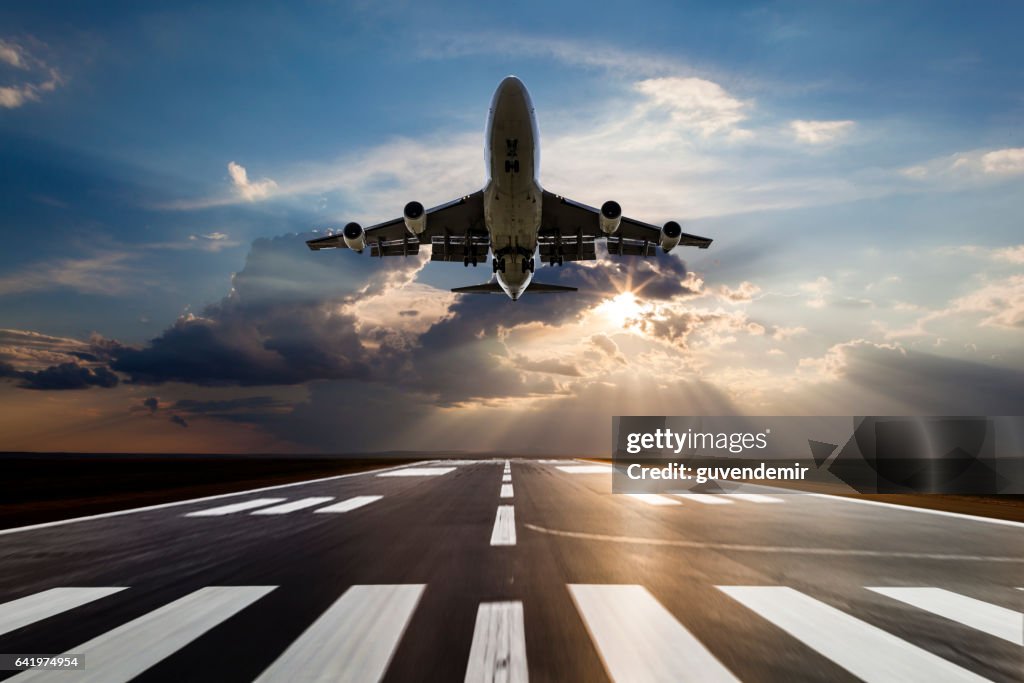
[980,148,1024,175]
[901,147,1024,181]
[789,119,855,144]
[718,281,761,302]
[0,361,118,390]
[228,161,278,201]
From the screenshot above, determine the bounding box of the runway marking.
[502,474,512,483]
[723,493,782,503]
[314,495,382,513]
[500,484,514,499]
[625,494,682,506]
[0,587,127,637]
[867,587,1023,645]
[185,498,286,517]
[523,524,1024,562]
[378,467,456,477]
[672,493,733,505]
[569,584,738,682]
[464,601,528,683]
[491,506,516,546]
[718,586,988,682]
[0,460,428,536]
[251,497,334,515]
[556,465,611,474]
[255,584,424,683]
[10,586,274,683]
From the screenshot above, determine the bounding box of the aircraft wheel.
[513,160,520,173]
[528,258,535,273]
[463,257,469,267]
[492,259,499,273]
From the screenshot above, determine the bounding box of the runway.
[0,459,1021,682]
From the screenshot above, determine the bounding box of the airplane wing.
[306,191,486,259]
[539,190,711,262]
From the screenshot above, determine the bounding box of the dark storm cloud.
[0,360,119,390]
[142,396,159,413]
[170,415,189,428]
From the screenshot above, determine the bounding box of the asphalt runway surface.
[0,459,1021,682]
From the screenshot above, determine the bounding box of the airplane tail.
[451,281,577,294]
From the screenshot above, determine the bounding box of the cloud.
[718,281,761,302]
[170,414,189,428]
[142,397,159,413]
[228,161,278,201]
[0,252,136,297]
[0,328,104,369]
[0,39,63,109]
[634,77,750,138]
[789,119,855,144]
[993,245,1024,264]
[0,361,118,390]
[901,147,1024,182]
[980,148,1024,175]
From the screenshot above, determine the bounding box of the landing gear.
[521,258,535,273]
[503,160,521,173]
[548,256,564,267]
[492,257,506,273]
[463,257,478,267]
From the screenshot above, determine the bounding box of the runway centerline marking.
[0,587,127,637]
[867,587,1023,645]
[314,495,382,513]
[556,465,611,474]
[491,506,516,546]
[378,467,456,477]
[718,586,989,683]
[464,601,528,683]
[523,524,1024,562]
[502,474,512,483]
[251,497,334,515]
[569,584,738,682]
[255,584,424,683]
[10,586,275,683]
[185,498,286,517]
[500,484,514,499]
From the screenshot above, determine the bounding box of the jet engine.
[660,221,682,252]
[599,200,622,234]
[404,201,426,235]
[342,222,366,252]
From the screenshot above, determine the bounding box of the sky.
[1,1,1022,454]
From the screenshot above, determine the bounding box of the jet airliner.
[307,76,712,300]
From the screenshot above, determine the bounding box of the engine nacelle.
[660,221,682,253]
[599,200,622,235]
[404,201,426,235]
[343,222,366,252]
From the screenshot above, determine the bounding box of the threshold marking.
[186,498,286,517]
[0,587,127,637]
[11,586,274,683]
[569,584,738,682]
[314,495,382,513]
[251,497,334,515]
[867,587,1023,645]
[718,586,988,683]
[255,584,424,683]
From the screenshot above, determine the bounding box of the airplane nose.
[497,75,525,97]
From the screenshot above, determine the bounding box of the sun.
[596,291,644,326]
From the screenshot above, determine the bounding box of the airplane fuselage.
[484,76,542,300]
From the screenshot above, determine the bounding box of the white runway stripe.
[626,494,682,506]
[502,474,512,483]
[11,586,274,683]
[185,498,286,516]
[718,586,989,683]
[314,495,382,513]
[556,465,610,474]
[255,584,424,683]
[500,484,514,499]
[378,467,456,477]
[672,493,733,505]
[464,601,528,683]
[491,506,516,546]
[0,587,127,637]
[867,587,1023,645]
[722,493,782,503]
[251,497,334,515]
[569,585,738,682]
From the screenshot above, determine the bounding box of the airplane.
[306,75,712,301]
